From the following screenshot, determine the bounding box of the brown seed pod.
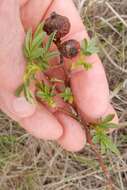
[59,39,80,59]
[43,12,71,40]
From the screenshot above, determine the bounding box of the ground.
[0,0,127,189]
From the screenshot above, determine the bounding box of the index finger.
[21,0,109,122]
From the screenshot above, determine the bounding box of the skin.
[0,0,118,152]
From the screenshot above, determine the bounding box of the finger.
[0,0,36,118]
[21,0,109,122]
[43,0,109,122]
[0,89,63,140]
[0,92,63,140]
[21,0,110,128]
[56,112,86,152]
[21,0,53,30]
[21,105,63,140]
[0,0,63,140]
[19,0,29,7]
[70,56,109,122]
[36,73,86,149]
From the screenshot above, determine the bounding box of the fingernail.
[13,97,36,118]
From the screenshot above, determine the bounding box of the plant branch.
[85,125,115,190]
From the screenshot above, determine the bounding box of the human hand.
[0,0,118,152]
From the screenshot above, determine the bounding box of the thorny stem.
[85,125,115,190]
[52,52,116,190]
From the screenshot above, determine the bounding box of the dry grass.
[0,0,127,189]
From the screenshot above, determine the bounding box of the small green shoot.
[92,114,119,155]
[36,82,56,107]
[76,59,92,70]
[72,38,98,71]
[81,38,99,56]
[60,87,73,104]
[16,23,59,103]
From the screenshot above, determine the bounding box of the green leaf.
[76,59,92,70]
[99,123,118,129]
[101,142,106,154]
[33,23,44,38]
[102,114,115,124]
[15,84,24,97]
[36,83,56,107]
[60,87,73,104]
[103,137,119,155]
[24,84,34,104]
[24,29,32,56]
[81,38,99,56]
[93,129,119,155]
[46,51,60,59]
[45,32,56,52]
[31,48,43,59]
[93,135,99,144]
[31,32,46,50]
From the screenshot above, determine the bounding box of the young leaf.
[25,29,32,54]
[101,114,115,124]
[102,135,119,155]
[45,31,56,52]
[31,32,46,51]
[81,38,99,56]
[33,23,44,38]
[23,63,41,83]
[46,51,60,59]
[60,87,74,104]
[93,135,99,144]
[76,59,92,70]
[99,123,118,129]
[15,84,24,97]
[24,84,34,104]
[93,127,119,155]
[101,141,106,154]
[37,58,49,71]
[36,83,56,107]
[30,48,43,59]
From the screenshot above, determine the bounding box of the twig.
[85,125,115,190]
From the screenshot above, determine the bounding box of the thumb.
[0,0,24,46]
[0,0,36,119]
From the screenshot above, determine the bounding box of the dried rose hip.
[44,12,71,40]
[59,39,80,58]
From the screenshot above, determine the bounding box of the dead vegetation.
[0,0,127,189]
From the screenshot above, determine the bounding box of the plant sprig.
[36,82,56,108]
[60,87,74,104]
[81,38,99,56]
[75,58,92,70]
[72,38,98,71]
[16,23,59,103]
[92,114,119,155]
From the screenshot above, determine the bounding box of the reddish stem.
[85,125,115,190]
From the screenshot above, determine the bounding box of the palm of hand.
[0,0,118,152]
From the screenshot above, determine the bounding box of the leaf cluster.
[81,38,99,56]
[73,38,98,70]
[92,114,119,155]
[36,82,56,107]
[60,87,73,104]
[16,23,59,103]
